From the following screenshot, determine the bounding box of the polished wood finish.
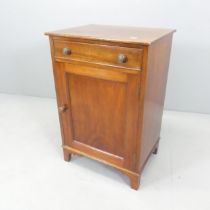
[45,24,175,45]
[45,25,175,190]
[53,39,143,70]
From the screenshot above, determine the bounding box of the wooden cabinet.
[45,25,175,190]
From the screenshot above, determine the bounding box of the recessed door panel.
[67,73,126,157]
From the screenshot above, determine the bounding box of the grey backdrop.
[0,0,210,114]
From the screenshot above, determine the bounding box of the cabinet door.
[54,62,140,170]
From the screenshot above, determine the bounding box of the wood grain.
[137,34,174,173]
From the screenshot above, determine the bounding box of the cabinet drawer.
[53,40,143,70]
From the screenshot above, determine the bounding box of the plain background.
[0,0,210,114]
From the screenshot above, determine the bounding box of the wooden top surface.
[45,25,175,45]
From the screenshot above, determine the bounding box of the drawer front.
[53,40,143,70]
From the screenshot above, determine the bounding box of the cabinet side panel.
[139,34,173,171]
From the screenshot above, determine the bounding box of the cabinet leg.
[128,174,140,190]
[153,141,159,155]
[63,149,71,162]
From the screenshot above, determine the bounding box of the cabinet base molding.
[63,145,141,190]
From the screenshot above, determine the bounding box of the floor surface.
[0,94,210,210]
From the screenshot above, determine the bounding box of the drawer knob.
[63,48,71,55]
[58,105,68,113]
[117,54,127,63]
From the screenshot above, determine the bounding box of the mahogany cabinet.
[45,25,175,190]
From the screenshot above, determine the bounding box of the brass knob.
[58,105,67,113]
[63,48,71,55]
[117,54,127,63]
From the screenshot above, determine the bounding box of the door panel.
[67,74,126,157]
[55,62,140,169]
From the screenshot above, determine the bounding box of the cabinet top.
[45,25,175,45]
